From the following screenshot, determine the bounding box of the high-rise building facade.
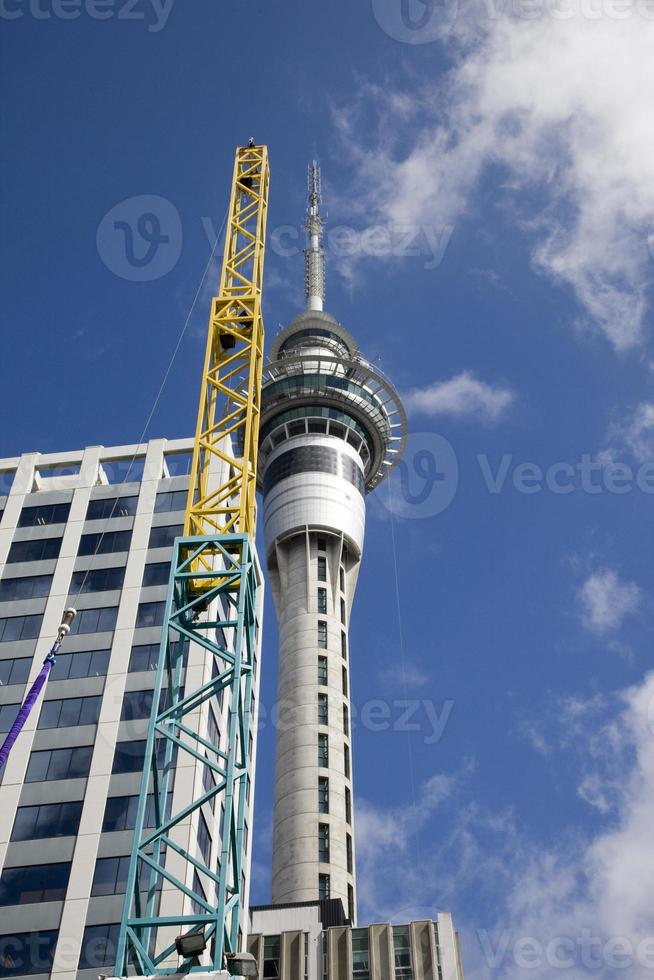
[258,165,407,918]
[0,439,262,980]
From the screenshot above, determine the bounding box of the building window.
[340,598,346,625]
[68,606,118,635]
[78,530,132,556]
[342,666,348,696]
[18,502,71,527]
[0,863,71,905]
[86,495,138,520]
[79,924,120,970]
[318,776,329,814]
[38,695,102,729]
[0,573,53,601]
[6,536,61,564]
[154,490,188,513]
[91,856,131,896]
[136,601,166,628]
[317,556,326,582]
[0,656,31,686]
[10,801,83,842]
[318,873,331,900]
[393,926,413,980]
[346,833,353,873]
[102,792,172,833]
[341,631,347,659]
[318,587,327,614]
[263,936,280,980]
[352,929,370,980]
[197,812,212,866]
[318,692,329,726]
[111,739,173,774]
[339,565,345,593]
[318,620,327,648]
[344,743,351,779]
[111,740,147,773]
[69,566,125,594]
[348,884,355,923]
[191,869,207,916]
[318,822,330,863]
[148,524,183,549]
[343,703,349,737]
[345,786,352,824]
[121,689,155,721]
[318,655,328,685]
[142,562,171,587]
[0,929,58,976]
[0,703,19,732]
[129,643,165,672]
[0,613,43,642]
[25,745,93,782]
[317,536,327,552]
[48,649,110,681]
[318,733,329,767]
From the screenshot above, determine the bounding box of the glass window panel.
[85,496,138,520]
[7,538,61,563]
[0,703,20,732]
[142,562,170,587]
[79,924,120,970]
[0,929,59,976]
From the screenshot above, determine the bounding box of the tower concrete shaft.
[259,166,406,921]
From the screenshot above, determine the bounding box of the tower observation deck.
[258,163,407,920]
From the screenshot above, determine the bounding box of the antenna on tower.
[305,160,325,312]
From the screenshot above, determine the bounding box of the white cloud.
[579,568,641,635]
[378,661,431,688]
[358,672,654,978]
[337,9,654,350]
[609,402,654,463]
[404,371,514,422]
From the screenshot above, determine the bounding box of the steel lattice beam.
[115,534,258,975]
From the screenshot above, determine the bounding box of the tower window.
[340,598,346,625]
[345,786,352,823]
[317,556,327,582]
[347,833,353,873]
[342,666,348,696]
[343,704,349,737]
[318,655,328,686]
[317,536,327,552]
[318,620,327,648]
[344,743,351,779]
[318,587,327,614]
[318,693,329,726]
[319,822,330,863]
[339,565,345,593]
[341,631,347,659]
[318,873,331,900]
[318,733,329,767]
[318,777,329,814]
[348,884,355,923]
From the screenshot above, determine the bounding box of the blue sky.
[3,1,654,976]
